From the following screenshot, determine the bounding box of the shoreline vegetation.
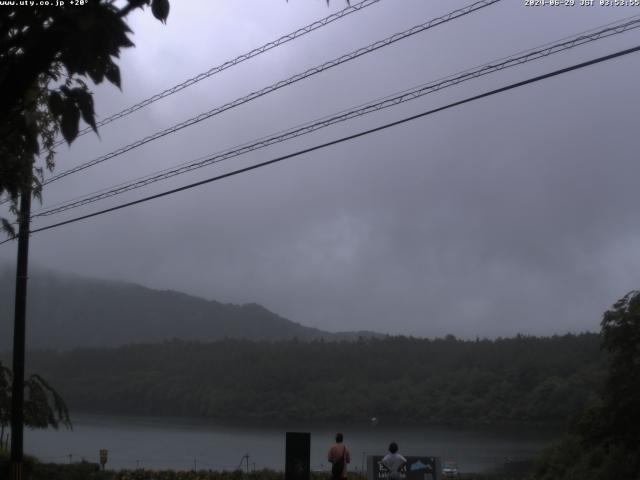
[0,454,530,480]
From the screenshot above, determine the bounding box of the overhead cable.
[31,16,640,219]
[1,43,635,245]
[41,0,501,186]
[52,0,384,147]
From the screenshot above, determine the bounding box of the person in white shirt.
[380,442,407,480]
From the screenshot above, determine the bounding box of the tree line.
[530,290,640,479]
[19,333,603,426]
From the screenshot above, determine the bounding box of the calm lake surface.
[25,414,557,473]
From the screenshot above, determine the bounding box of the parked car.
[442,461,459,478]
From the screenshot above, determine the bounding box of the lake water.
[25,414,557,474]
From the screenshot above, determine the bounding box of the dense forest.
[20,334,603,425]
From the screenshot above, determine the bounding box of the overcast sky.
[2,0,640,338]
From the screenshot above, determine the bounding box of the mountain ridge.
[0,265,382,350]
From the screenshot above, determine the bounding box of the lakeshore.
[23,413,555,473]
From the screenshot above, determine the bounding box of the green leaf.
[48,91,64,118]
[71,87,97,133]
[151,0,170,23]
[105,60,121,89]
[86,57,106,84]
[1,218,15,238]
[60,99,80,145]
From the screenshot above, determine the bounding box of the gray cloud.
[2,0,639,338]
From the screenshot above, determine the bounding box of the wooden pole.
[10,191,31,480]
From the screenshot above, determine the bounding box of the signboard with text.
[367,455,440,480]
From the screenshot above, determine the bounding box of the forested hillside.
[23,334,603,425]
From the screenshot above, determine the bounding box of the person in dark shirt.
[328,433,351,479]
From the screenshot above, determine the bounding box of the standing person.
[380,442,407,480]
[328,433,351,480]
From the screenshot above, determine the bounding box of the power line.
[41,0,500,186]
[31,16,640,219]
[51,0,384,148]
[0,0,384,208]
[1,44,635,245]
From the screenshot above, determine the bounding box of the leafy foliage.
[0,461,366,480]
[527,291,640,479]
[114,470,364,480]
[0,0,170,234]
[0,453,109,480]
[599,290,640,448]
[0,361,71,450]
[0,449,38,479]
[23,334,603,426]
[530,435,640,480]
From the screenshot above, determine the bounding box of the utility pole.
[10,190,31,480]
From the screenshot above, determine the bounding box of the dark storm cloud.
[2,0,639,337]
